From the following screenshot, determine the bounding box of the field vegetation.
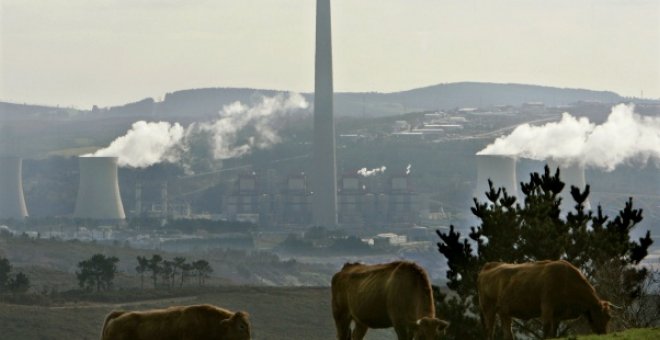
[0,286,399,340]
[559,328,660,339]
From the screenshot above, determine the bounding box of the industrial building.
[475,154,518,202]
[0,156,29,220]
[74,156,126,220]
[217,169,419,229]
[547,159,591,212]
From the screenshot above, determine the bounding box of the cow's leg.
[351,321,368,340]
[541,320,558,339]
[393,323,412,340]
[500,314,514,340]
[482,309,497,340]
[541,305,556,339]
[333,312,352,340]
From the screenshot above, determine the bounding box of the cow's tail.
[101,310,125,339]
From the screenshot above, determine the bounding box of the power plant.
[475,155,518,202]
[74,156,126,220]
[547,159,590,211]
[0,156,29,219]
[311,0,338,227]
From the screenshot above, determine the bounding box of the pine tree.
[435,166,653,339]
[0,257,11,292]
[7,272,30,294]
[76,254,119,292]
[135,256,149,289]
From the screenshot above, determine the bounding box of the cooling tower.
[74,157,126,220]
[547,159,590,211]
[0,156,28,219]
[311,0,338,227]
[475,155,518,202]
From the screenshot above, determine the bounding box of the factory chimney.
[475,155,518,202]
[0,156,29,219]
[135,182,142,216]
[161,182,168,218]
[312,0,338,227]
[74,157,126,220]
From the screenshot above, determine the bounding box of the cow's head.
[586,301,612,335]
[412,317,450,340]
[219,311,251,340]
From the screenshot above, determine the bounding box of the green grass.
[559,328,660,339]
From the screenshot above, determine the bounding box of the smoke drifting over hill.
[87,93,309,169]
[477,104,660,171]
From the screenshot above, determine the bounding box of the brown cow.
[100,304,251,340]
[477,260,612,340]
[331,261,449,340]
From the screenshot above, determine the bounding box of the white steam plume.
[86,121,184,167]
[357,166,386,177]
[86,93,309,168]
[477,104,660,171]
[405,164,412,175]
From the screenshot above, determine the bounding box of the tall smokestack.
[475,155,518,202]
[547,159,591,212]
[161,182,168,218]
[74,157,126,220]
[312,0,338,227]
[135,182,142,216]
[0,156,29,219]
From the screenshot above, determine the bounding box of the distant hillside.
[0,102,86,120]
[155,82,627,118]
[1,82,636,120]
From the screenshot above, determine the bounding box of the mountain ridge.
[2,82,654,120]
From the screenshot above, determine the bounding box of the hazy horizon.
[2,0,659,108]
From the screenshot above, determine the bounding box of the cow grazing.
[100,304,251,340]
[478,260,612,339]
[331,261,449,340]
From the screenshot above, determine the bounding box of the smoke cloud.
[86,93,309,169]
[357,166,386,177]
[87,121,185,168]
[405,164,412,175]
[477,104,660,171]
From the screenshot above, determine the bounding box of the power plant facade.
[74,157,126,220]
[475,155,518,202]
[311,0,338,227]
[0,156,29,219]
[222,170,418,228]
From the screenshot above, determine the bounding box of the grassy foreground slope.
[1,284,656,340]
[558,328,660,339]
[0,286,396,340]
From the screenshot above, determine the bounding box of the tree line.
[0,257,30,294]
[135,255,212,289]
[76,254,213,292]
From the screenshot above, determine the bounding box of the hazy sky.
[1,0,659,108]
